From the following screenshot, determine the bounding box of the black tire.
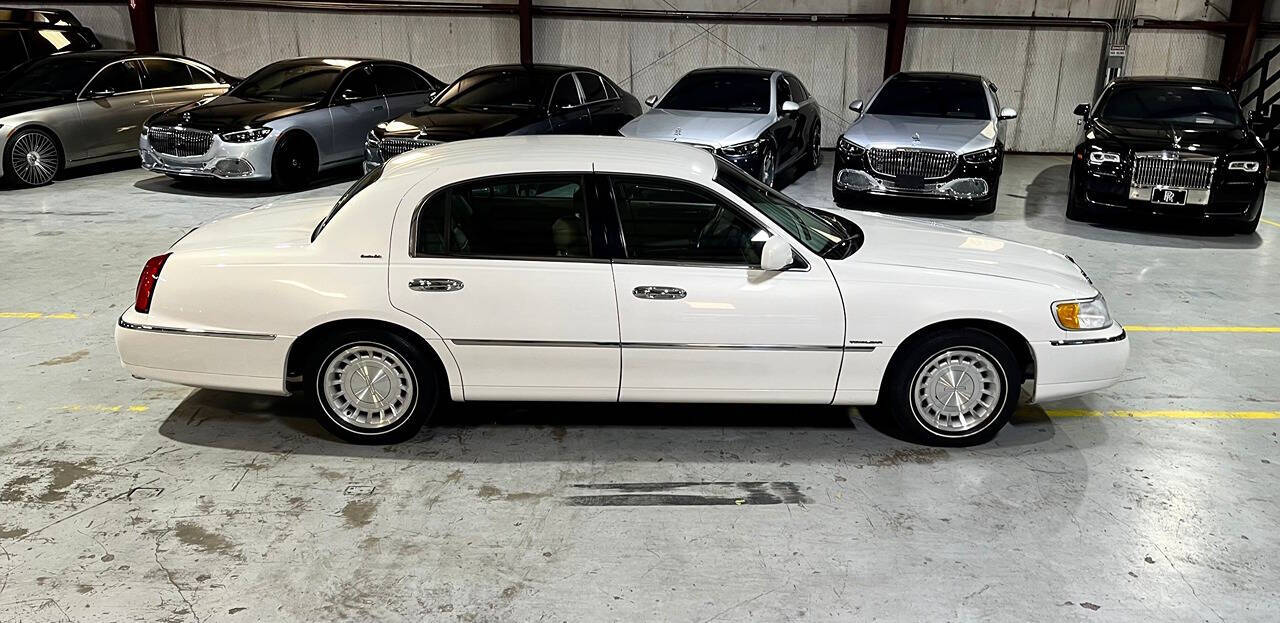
[3,127,61,188]
[878,328,1022,447]
[307,330,437,444]
[271,132,318,190]
[974,178,999,214]
[804,123,822,171]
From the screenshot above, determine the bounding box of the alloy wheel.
[10,131,59,186]
[321,343,416,430]
[811,127,822,168]
[909,347,1004,434]
[761,149,775,187]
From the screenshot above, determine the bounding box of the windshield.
[1100,85,1242,127]
[233,62,343,101]
[867,76,991,120]
[714,158,861,258]
[658,72,771,114]
[0,56,102,95]
[312,165,383,241]
[433,70,543,109]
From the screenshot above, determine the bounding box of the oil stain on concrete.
[36,350,89,366]
[174,521,240,558]
[341,500,377,528]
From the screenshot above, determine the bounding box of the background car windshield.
[0,57,102,95]
[234,63,342,101]
[714,158,853,257]
[867,77,990,120]
[1100,86,1242,127]
[658,73,770,114]
[434,70,541,109]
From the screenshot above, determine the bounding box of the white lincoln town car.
[115,136,1127,446]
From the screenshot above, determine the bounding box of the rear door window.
[415,175,590,259]
[86,60,144,94]
[141,59,196,88]
[577,72,609,103]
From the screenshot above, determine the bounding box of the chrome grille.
[867,147,957,179]
[1132,155,1215,189]
[148,126,212,158]
[379,136,441,159]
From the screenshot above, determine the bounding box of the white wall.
[155,6,519,81]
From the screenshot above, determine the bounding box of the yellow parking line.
[1126,325,1280,333]
[0,312,78,319]
[1046,409,1280,419]
[1261,217,1280,229]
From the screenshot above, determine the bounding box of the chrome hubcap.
[321,344,415,430]
[761,151,775,186]
[911,348,1003,434]
[11,132,58,185]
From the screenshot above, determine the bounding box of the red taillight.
[134,253,171,313]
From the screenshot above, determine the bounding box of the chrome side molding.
[117,315,276,340]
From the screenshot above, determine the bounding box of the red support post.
[128,0,158,53]
[519,0,533,64]
[884,0,909,79]
[1220,0,1264,85]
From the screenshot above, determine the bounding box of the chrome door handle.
[201,93,217,98]
[633,285,686,300]
[135,99,150,105]
[373,105,385,111]
[409,278,463,292]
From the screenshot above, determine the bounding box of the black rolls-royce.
[1068,76,1267,233]
[364,63,640,171]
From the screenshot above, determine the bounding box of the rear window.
[867,76,990,120]
[312,165,383,241]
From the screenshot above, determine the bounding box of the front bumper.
[140,132,276,181]
[115,312,292,396]
[1031,327,1129,402]
[832,148,1000,204]
[1073,159,1265,222]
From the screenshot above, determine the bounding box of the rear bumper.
[139,133,276,181]
[115,313,291,395]
[1030,328,1129,402]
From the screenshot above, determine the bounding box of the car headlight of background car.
[962,147,999,164]
[1053,295,1112,331]
[1087,150,1121,165]
[836,136,865,157]
[1228,160,1261,173]
[719,139,765,157]
[220,127,273,143]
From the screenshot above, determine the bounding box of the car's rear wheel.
[272,132,317,190]
[759,144,777,188]
[308,331,436,444]
[880,328,1021,446]
[4,127,61,188]
[804,123,822,171]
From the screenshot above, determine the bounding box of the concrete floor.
[1,155,1278,622]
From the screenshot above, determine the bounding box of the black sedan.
[364,63,640,171]
[1068,76,1267,233]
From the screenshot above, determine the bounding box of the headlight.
[837,136,865,157]
[1053,295,1112,331]
[962,147,998,164]
[719,139,764,157]
[1088,151,1120,165]
[140,125,148,137]
[1228,160,1260,173]
[365,130,380,148]
[220,127,273,143]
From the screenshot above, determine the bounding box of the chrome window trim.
[573,71,616,104]
[77,58,146,100]
[548,72,586,110]
[118,315,276,340]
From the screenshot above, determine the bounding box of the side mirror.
[759,235,795,271]
[848,99,863,113]
[1072,102,1090,117]
[780,100,800,113]
[85,88,115,99]
[998,107,1018,120]
[644,95,657,107]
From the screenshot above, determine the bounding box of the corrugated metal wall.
[154,5,518,81]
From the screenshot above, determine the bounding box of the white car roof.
[380,135,719,183]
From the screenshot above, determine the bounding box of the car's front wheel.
[309,331,437,444]
[880,328,1022,446]
[4,127,61,188]
[272,133,318,190]
[759,143,777,188]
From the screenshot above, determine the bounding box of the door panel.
[387,174,620,401]
[78,60,151,158]
[328,66,388,163]
[141,59,227,120]
[607,175,845,402]
[548,73,590,134]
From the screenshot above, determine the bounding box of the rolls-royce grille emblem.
[1172,131,1182,148]
[182,112,191,122]
[672,127,683,137]
[911,132,921,143]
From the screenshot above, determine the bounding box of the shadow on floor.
[0,157,140,191]
[1024,164,1263,249]
[132,163,363,199]
[157,389,1080,462]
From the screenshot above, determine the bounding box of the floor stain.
[341,500,377,528]
[173,521,239,557]
[1,474,39,502]
[445,469,464,483]
[550,426,567,442]
[866,447,949,467]
[0,525,28,539]
[38,459,98,502]
[477,484,547,503]
[36,350,89,366]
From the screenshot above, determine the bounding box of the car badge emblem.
[1171,131,1182,149]
[673,127,683,137]
[911,132,921,143]
[182,112,191,122]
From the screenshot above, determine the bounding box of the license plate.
[896,174,926,189]
[1150,187,1187,206]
